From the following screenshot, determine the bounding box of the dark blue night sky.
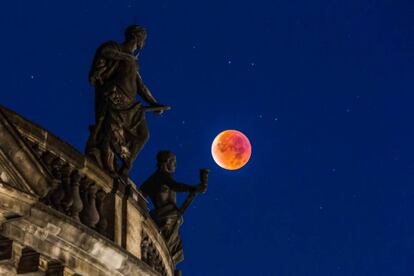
[1,0,414,275]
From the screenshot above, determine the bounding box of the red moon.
[211,130,252,170]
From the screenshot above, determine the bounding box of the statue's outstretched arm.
[165,174,197,193]
[169,181,198,193]
[136,71,158,105]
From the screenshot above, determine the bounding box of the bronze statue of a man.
[140,151,208,264]
[86,25,169,177]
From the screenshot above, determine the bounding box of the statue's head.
[157,150,177,173]
[124,25,147,50]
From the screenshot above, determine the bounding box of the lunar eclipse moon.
[211,130,252,170]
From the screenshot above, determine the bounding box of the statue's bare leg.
[101,140,117,175]
[119,119,149,176]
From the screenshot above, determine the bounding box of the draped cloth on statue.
[150,204,184,264]
[86,41,147,174]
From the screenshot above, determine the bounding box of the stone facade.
[0,106,175,276]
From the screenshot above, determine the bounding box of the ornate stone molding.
[0,106,175,276]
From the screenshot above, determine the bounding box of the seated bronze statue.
[140,150,208,264]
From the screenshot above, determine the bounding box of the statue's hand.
[200,169,209,184]
[151,103,169,115]
[196,182,208,194]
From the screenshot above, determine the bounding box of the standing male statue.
[141,150,208,264]
[86,25,169,177]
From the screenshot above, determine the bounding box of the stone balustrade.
[0,106,175,276]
